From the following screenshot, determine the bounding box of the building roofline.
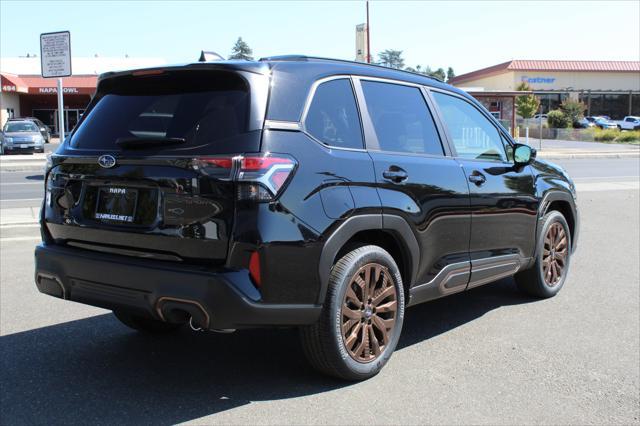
[450,60,640,85]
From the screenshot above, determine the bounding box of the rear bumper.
[34,243,321,330]
[3,146,42,153]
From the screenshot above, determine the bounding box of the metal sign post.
[539,108,543,151]
[40,31,71,142]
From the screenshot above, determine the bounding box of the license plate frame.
[95,187,138,223]
[20,144,28,149]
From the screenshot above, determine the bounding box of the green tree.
[446,67,455,82]
[547,110,571,128]
[378,49,405,69]
[515,82,540,120]
[430,67,446,81]
[560,99,587,128]
[229,37,253,60]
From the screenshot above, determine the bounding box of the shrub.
[592,128,619,142]
[614,131,640,143]
[560,99,587,128]
[547,110,570,128]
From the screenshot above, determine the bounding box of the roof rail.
[258,55,444,82]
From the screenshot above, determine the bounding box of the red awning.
[1,73,97,95]
[1,74,29,93]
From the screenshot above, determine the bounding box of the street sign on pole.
[40,31,71,142]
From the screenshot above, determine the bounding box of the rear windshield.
[69,70,260,154]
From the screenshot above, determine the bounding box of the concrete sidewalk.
[0,153,48,172]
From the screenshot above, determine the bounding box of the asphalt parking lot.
[0,159,638,425]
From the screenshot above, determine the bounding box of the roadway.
[0,157,639,424]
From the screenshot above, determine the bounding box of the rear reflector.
[249,251,261,287]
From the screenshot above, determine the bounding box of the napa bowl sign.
[38,87,79,94]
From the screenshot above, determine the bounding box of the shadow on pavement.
[25,174,44,181]
[0,277,534,424]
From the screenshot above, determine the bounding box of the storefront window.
[589,93,630,119]
[536,93,568,114]
[632,94,640,117]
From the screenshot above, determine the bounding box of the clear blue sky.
[1,1,639,74]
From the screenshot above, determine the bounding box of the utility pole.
[366,0,371,63]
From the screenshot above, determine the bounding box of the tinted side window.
[433,92,507,162]
[304,79,363,149]
[361,81,443,156]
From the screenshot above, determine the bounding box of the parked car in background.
[577,116,597,128]
[533,113,548,122]
[8,117,51,143]
[616,116,640,130]
[594,117,618,129]
[1,120,46,153]
[0,130,4,155]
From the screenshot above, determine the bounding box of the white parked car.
[616,116,640,131]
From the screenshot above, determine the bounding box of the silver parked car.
[1,120,46,154]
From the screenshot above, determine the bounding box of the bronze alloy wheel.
[542,222,569,287]
[341,263,398,363]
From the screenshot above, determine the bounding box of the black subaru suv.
[35,56,578,380]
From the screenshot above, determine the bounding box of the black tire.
[300,245,405,381]
[515,211,571,298]
[113,310,183,334]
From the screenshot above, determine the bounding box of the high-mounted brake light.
[132,69,165,77]
[192,153,297,202]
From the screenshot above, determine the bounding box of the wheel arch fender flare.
[537,189,579,253]
[317,214,420,305]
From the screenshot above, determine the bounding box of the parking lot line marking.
[0,236,41,242]
[0,182,43,186]
[0,198,43,202]
[0,223,40,228]
[576,181,640,192]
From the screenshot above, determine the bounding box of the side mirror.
[514,144,536,165]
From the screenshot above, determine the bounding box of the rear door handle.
[468,171,486,186]
[383,168,408,183]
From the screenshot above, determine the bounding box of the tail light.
[193,153,296,202]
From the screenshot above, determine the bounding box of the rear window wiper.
[115,137,186,149]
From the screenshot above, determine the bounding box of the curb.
[0,163,46,172]
[537,152,640,160]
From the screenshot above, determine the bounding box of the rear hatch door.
[44,67,269,263]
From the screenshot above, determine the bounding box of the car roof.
[5,120,36,125]
[99,55,459,92]
[96,55,475,122]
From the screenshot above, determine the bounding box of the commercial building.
[1,56,165,133]
[450,60,640,119]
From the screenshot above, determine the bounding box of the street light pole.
[366,0,371,63]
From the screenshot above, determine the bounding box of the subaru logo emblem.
[98,155,116,168]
